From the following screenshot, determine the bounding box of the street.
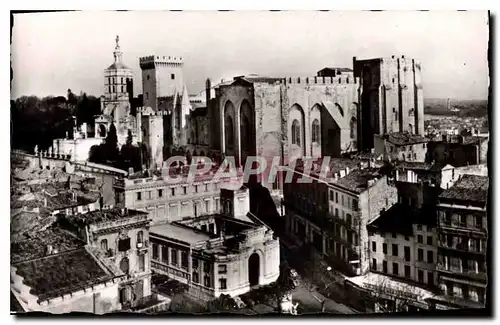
[279,236,359,314]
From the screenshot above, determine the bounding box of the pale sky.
[11,11,489,100]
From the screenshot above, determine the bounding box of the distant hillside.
[424,98,488,118]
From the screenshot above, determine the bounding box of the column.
[167,247,172,265]
[158,243,162,262]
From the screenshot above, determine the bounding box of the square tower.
[353,55,425,151]
[139,55,185,111]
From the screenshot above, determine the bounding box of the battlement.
[139,55,184,68]
[283,75,360,86]
[136,106,170,116]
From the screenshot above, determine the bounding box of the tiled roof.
[439,174,489,203]
[64,207,148,226]
[334,168,382,193]
[14,248,112,302]
[385,132,429,146]
[394,161,433,171]
[11,227,85,264]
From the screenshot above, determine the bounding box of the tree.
[361,277,428,313]
[104,123,119,161]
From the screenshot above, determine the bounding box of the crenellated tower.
[139,55,185,111]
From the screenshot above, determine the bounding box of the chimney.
[46,245,53,255]
[339,170,346,178]
[345,167,350,175]
[72,192,77,202]
[128,167,134,174]
[44,197,47,207]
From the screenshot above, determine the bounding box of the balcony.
[436,264,487,282]
[437,240,486,255]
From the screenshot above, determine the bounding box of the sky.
[11,11,489,100]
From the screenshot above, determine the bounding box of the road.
[279,236,359,314]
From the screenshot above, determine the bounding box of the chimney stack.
[44,197,47,207]
[46,245,53,255]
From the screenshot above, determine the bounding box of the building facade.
[353,56,425,151]
[212,73,361,191]
[374,132,429,163]
[283,158,397,276]
[436,174,488,308]
[60,207,155,309]
[113,165,243,225]
[149,187,280,300]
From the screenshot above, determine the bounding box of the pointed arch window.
[225,115,234,149]
[292,120,301,146]
[312,119,320,143]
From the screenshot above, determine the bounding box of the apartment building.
[283,158,396,276]
[113,165,243,225]
[436,174,488,309]
[149,186,280,300]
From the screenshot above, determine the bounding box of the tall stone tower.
[101,35,134,145]
[353,55,424,150]
[136,107,165,170]
[139,55,185,111]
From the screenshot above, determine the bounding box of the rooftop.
[64,207,148,226]
[384,132,429,146]
[368,203,436,236]
[14,248,113,302]
[393,161,433,171]
[318,67,353,73]
[439,174,489,203]
[334,168,383,193]
[150,223,212,245]
[11,226,85,264]
[346,272,435,302]
[106,62,130,70]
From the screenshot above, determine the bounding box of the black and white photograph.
[9,10,491,316]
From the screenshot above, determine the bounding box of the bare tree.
[362,277,428,313]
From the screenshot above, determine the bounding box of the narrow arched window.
[137,231,143,244]
[312,119,320,143]
[350,117,357,139]
[292,120,301,146]
[225,115,234,149]
[101,239,108,250]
